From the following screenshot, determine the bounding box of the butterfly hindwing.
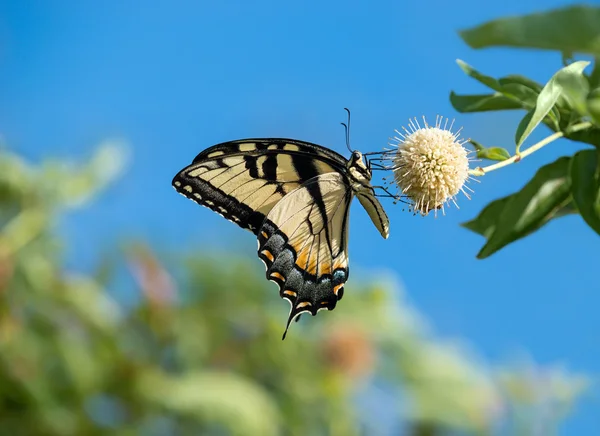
[172,139,347,234]
[257,172,352,338]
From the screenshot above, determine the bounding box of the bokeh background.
[0,0,597,434]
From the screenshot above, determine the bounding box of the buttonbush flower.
[383,116,474,216]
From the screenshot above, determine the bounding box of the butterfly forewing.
[172,139,347,234]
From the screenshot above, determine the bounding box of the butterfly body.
[173,138,389,338]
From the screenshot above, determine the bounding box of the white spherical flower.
[384,116,474,216]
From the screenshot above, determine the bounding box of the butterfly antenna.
[344,107,352,153]
[340,122,350,154]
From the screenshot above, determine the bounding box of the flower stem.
[469,121,593,176]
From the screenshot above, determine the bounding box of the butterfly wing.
[257,172,352,339]
[172,139,348,234]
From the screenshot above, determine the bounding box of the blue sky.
[1,0,598,433]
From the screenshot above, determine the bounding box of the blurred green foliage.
[0,143,590,435]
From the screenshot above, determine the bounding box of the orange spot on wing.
[295,249,309,271]
[270,272,285,281]
[283,290,297,297]
[333,284,344,296]
[260,231,268,239]
[261,250,274,262]
[295,246,318,276]
[305,255,318,276]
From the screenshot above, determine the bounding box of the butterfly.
[172,124,391,339]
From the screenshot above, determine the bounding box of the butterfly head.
[348,150,372,182]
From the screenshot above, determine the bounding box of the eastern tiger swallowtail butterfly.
[173,136,390,339]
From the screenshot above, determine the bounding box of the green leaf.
[454,61,562,128]
[456,59,503,92]
[567,131,600,147]
[450,92,523,112]
[515,61,590,150]
[554,199,579,218]
[479,147,511,161]
[468,140,511,161]
[464,157,572,259]
[515,109,536,150]
[570,149,600,235]
[499,76,566,118]
[499,75,543,93]
[589,58,600,89]
[565,124,600,147]
[555,66,590,116]
[459,5,600,56]
[498,81,540,107]
[587,87,600,126]
[462,196,511,238]
[455,61,540,109]
[469,139,484,151]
